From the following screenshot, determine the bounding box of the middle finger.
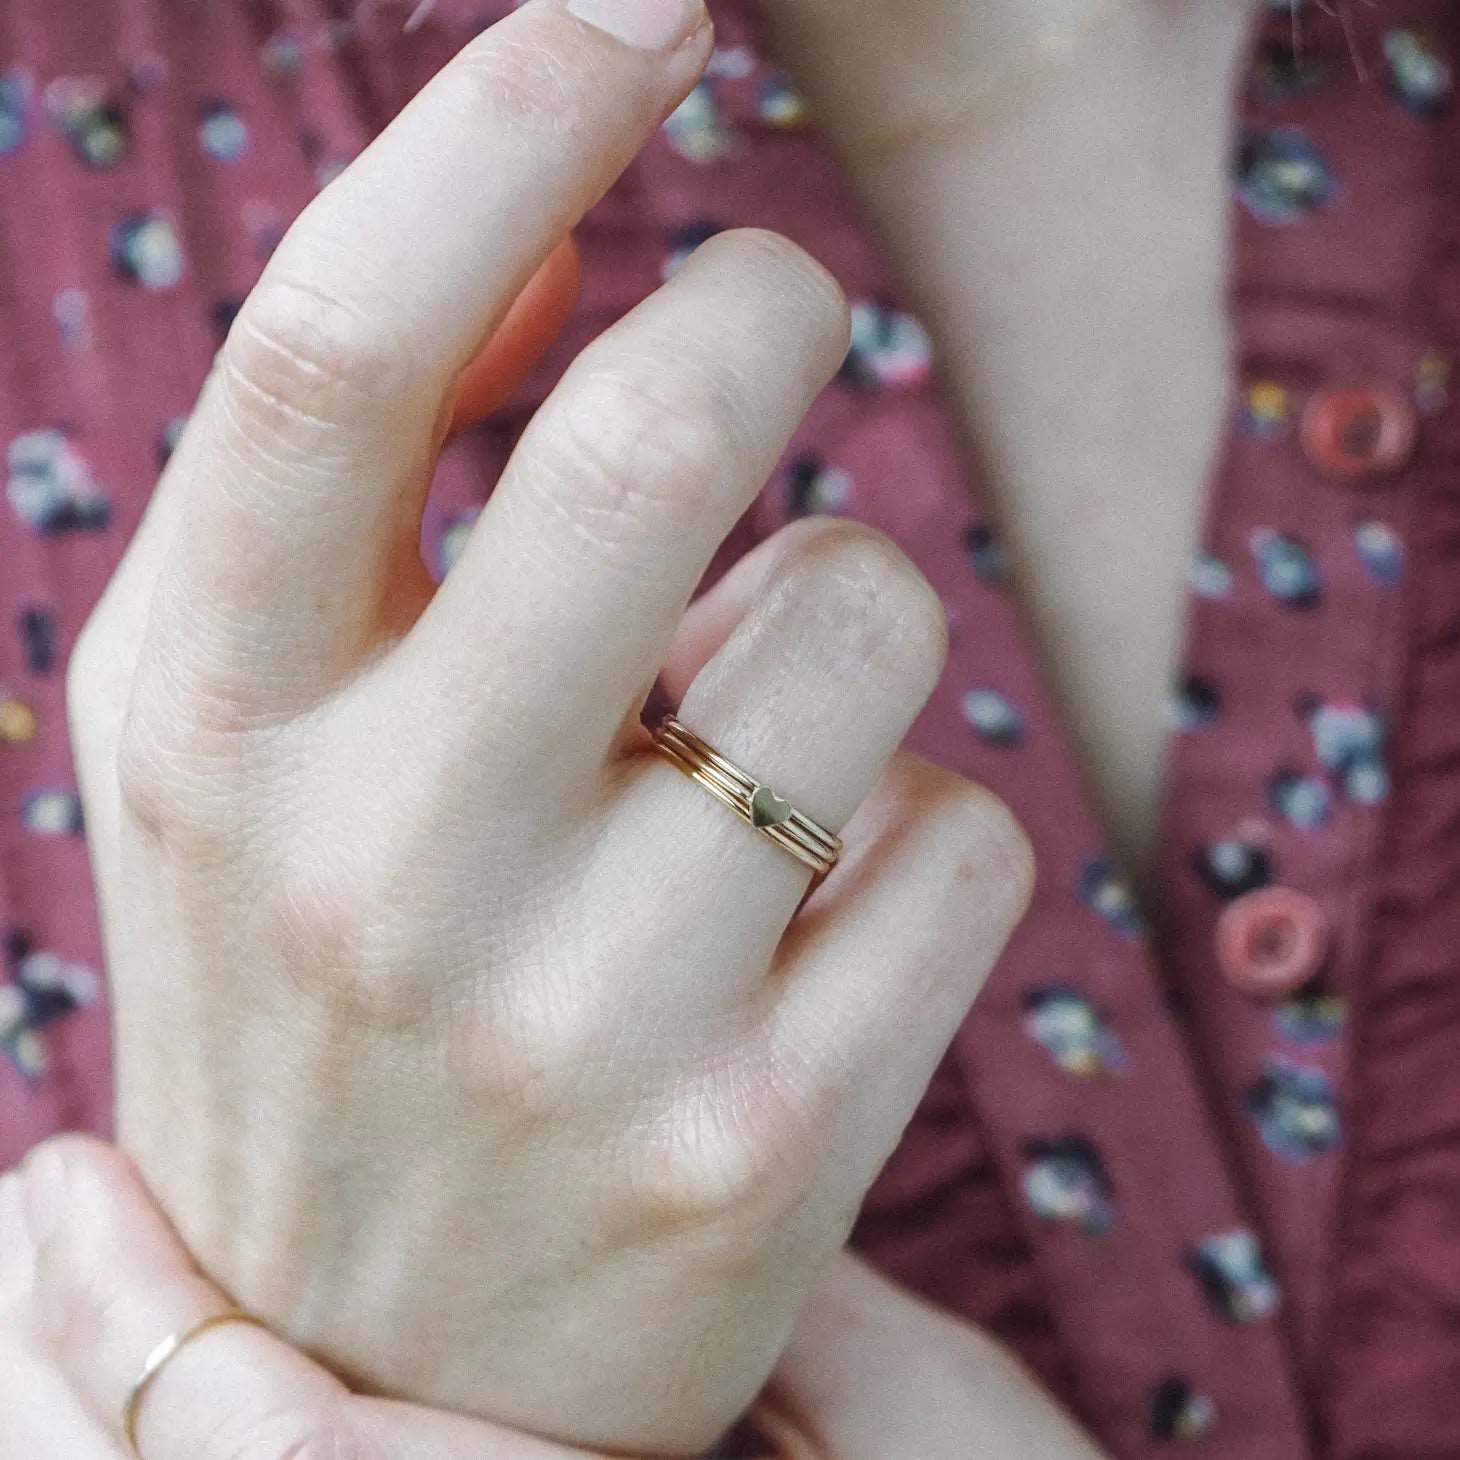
[406,228,851,789]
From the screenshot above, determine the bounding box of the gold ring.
[122,1307,268,1455]
[652,716,843,876]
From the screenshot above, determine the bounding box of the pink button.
[1216,887,1330,997]
[1300,386,1416,481]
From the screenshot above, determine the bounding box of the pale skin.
[763,0,1254,887]
[0,1135,1104,1457]
[26,0,1250,1452]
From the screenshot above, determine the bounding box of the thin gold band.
[652,716,842,876]
[123,1307,268,1455]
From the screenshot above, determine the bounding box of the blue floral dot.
[1236,130,1334,224]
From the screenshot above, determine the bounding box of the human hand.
[66,0,1033,1453]
[0,1137,1101,1460]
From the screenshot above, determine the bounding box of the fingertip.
[861,759,1036,930]
[16,1133,217,1314]
[981,787,1037,925]
[676,228,852,387]
[18,1133,132,1247]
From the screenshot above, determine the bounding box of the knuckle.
[617,1047,819,1247]
[220,277,401,454]
[114,715,172,834]
[786,523,950,688]
[64,618,107,722]
[114,702,249,849]
[262,850,421,1034]
[127,588,296,747]
[451,31,581,141]
[532,365,745,550]
[461,974,615,1125]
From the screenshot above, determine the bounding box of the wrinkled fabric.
[2,2,1458,1454]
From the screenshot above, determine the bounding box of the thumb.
[1,1133,342,1459]
[752,1250,1107,1459]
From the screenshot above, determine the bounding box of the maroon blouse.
[2,2,1457,1455]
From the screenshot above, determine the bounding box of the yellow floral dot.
[0,696,38,744]
[1248,380,1289,424]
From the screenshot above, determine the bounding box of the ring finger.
[593,517,952,993]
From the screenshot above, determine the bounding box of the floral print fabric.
[2,1,1459,1454]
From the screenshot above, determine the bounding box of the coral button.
[1300,386,1416,480]
[1216,887,1330,997]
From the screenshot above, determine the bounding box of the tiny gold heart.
[750,784,793,830]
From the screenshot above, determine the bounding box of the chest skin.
[762,0,1256,893]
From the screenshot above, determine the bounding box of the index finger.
[140,0,712,710]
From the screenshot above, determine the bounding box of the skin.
[762,0,1255,889]
[64,0,1049,1455]
[0,1136,1106,1459]
[52,0,1269,1450]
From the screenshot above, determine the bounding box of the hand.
[0,1137,1103,1460]
[67,0,1033,1453]
[68,0,1033,1448]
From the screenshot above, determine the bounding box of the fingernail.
[565,0,705,51]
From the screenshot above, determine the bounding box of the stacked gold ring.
[653,715,843,876]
